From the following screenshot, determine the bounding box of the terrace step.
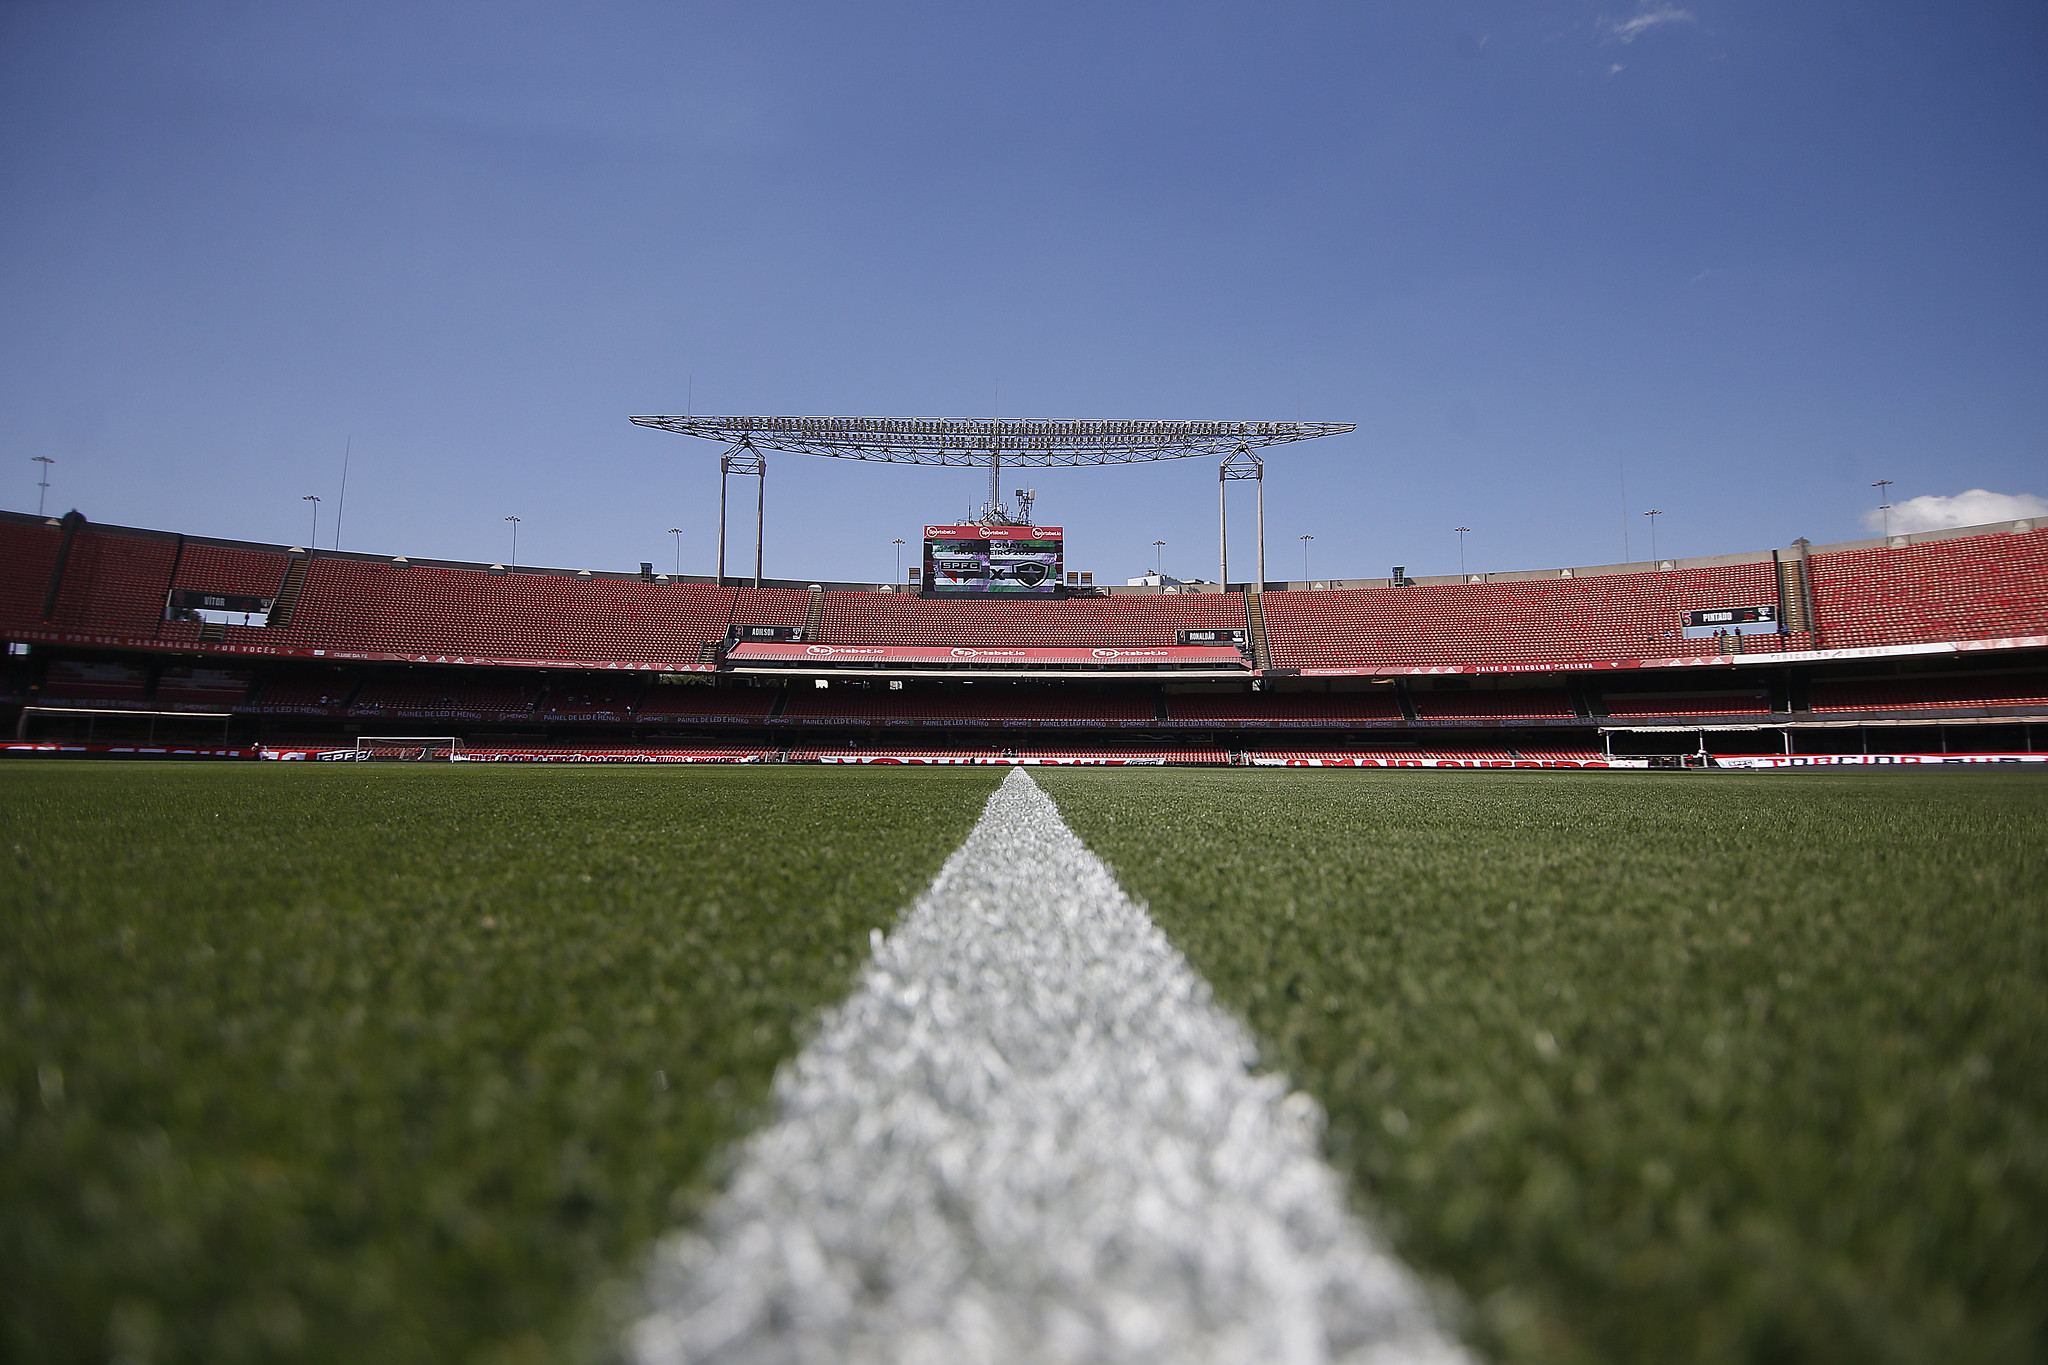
[801,586,825,641]
[1245,592,1272,669]
[268,555,312,628]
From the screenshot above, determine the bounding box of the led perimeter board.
[923,525,1064,596]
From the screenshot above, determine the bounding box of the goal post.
[352,736,465,762]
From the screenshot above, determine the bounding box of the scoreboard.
[923,525,1064,596]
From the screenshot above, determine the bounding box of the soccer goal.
[353,736,465,762]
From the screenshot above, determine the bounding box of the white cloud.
[1865,490,2048,535]
[1607,5,1695,43]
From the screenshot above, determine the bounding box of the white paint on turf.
[631,768,1468,1365]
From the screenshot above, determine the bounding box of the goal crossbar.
[353,736,465,762]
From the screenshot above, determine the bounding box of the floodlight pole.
[668,527,682,576]
[1455,526,1471,576]
[32,457,54,517]
[1219,442,1265,592]
[718,438,767,587]
[1872,480,1894,539]
[303,495,321,546]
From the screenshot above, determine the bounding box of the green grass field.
[1038,769,2048,1365]
[1,764,1001,1365]
[5,763,2045,1365]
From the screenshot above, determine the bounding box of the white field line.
[631,768,1469,1365]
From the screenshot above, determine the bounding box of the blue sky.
[2,1,2043,584]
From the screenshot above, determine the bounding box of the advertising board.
[1682,605,1780,639]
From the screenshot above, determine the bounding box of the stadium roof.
[626,415,1355,466]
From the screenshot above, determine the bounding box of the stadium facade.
[2,506,2044,768]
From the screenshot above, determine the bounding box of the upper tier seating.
[1806,527,2048,649]
[814,591,1247,648]
[1808,674,2048,712]
[46,529,179,636]
[6,517,2043,674]
[0,518,62,627]
[1262,561,1782,669]
[250,560,790,662]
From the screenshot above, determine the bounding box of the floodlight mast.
[628,416,1356,583]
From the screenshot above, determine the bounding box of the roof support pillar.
[1220,442,1263,592]
[718,440,766,588]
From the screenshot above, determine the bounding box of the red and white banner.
[2,742,251,759]
[1249,755,1637,768]
[256,746,764,763]
[1291,634,2048,677]
[4,628,716,672]
[813,754,1169,766]
[727,642,1247,667]
[1713,753,2047,768]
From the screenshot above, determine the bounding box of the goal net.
[353,736,465,762]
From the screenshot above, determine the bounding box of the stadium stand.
[790,747,1231,764]
[636,688,780,723]
[781,686,1156,726]
[1408,689,1576,721]
[0,517,63,626]
[1601,690,1773,718]
[46,527,179,636]
[1243,749,1609,763]
[1261,561,1787,669]
[4,512,2045,764]
[1163,691,1402,724]
[813,590,1248,648]
[155,667,251,707]
[348,678,535,722]
[1807,527,2048,649]
[535,677,645,722]
[238,558,761,663]
[1808,675,2048,713]
[240,675,357,716]
[41,659,149,702]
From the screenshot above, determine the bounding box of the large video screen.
[923,524,1064,595]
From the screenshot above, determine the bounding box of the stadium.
[3,428,2044,769]
[6,410,2048,1364]
[5,7,2046,1363]
[5,424,2047,1357]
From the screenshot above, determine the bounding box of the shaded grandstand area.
[3,508,2044,763]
